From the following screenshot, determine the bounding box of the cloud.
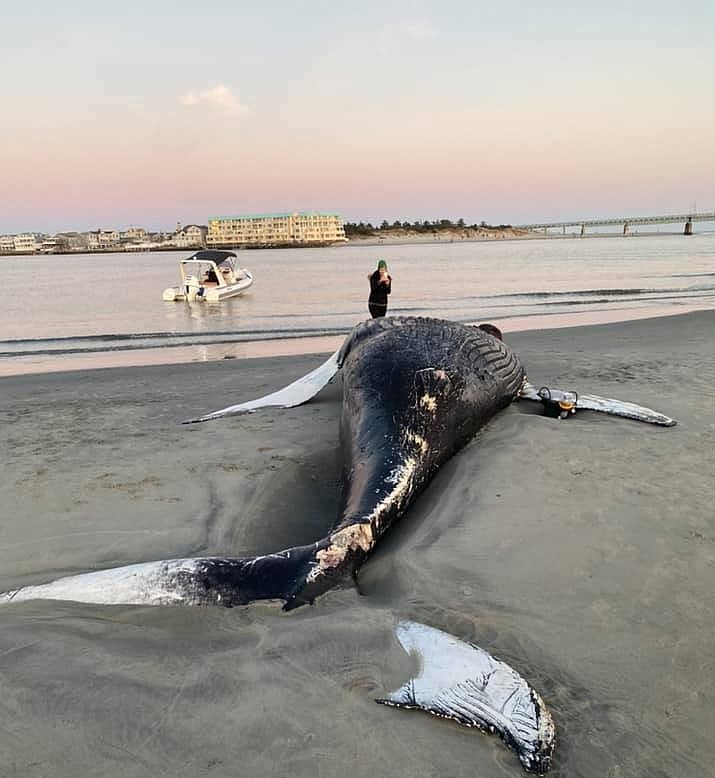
[179,84,248,117]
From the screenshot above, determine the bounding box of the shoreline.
[1,303,711,379]
[347,229,707,246]
[3,228,710,259]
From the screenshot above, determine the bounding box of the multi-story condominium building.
[12,234,40,253]
[40,239,61,253]
[120,227,149,243]
[206,211,346,248]
[87,230,121,250]
[173,224,207,248]
[0,235,15,253]
[54,232,89,251]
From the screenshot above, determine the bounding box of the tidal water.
[1,232,714,375]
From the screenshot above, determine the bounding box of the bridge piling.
[684,217,693,235]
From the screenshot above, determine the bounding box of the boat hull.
[162,273,253,302]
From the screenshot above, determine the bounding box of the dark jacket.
[368,270,391,307]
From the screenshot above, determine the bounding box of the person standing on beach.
[367,259,392,318]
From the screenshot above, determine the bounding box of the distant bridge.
[515,211,715,236]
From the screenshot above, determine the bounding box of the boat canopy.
[182,250,238,265]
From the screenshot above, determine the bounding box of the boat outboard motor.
[184,275,205,302]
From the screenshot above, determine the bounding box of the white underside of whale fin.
[184,348,342,423]
[520,381,676,427]
[376,621,555,774]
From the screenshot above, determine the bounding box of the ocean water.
[1,232,714,375]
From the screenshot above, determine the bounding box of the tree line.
[343,219,513,236]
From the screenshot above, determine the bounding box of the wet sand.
[1,311,714,777]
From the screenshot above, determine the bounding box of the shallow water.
[1,232,714,375]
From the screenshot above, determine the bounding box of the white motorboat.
[162,250,254,302]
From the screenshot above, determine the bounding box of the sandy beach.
[1,311,714,777]
[347,226,529,246]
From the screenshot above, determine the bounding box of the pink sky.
[2,1,714,233]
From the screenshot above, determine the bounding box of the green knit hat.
[377,260,388,271]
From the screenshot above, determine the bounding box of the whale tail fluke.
[520,381,676,426]
[376,621,555,774]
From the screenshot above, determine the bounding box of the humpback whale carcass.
[1,316,677,773]
[2,317,530,608]
[1,316,674,609]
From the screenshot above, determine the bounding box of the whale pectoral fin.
[376,621,555,774]
[520,381,676,427]
[574,392,676,426]
[184,348,342,423]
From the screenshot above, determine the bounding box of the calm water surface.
[1,233,714,375]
